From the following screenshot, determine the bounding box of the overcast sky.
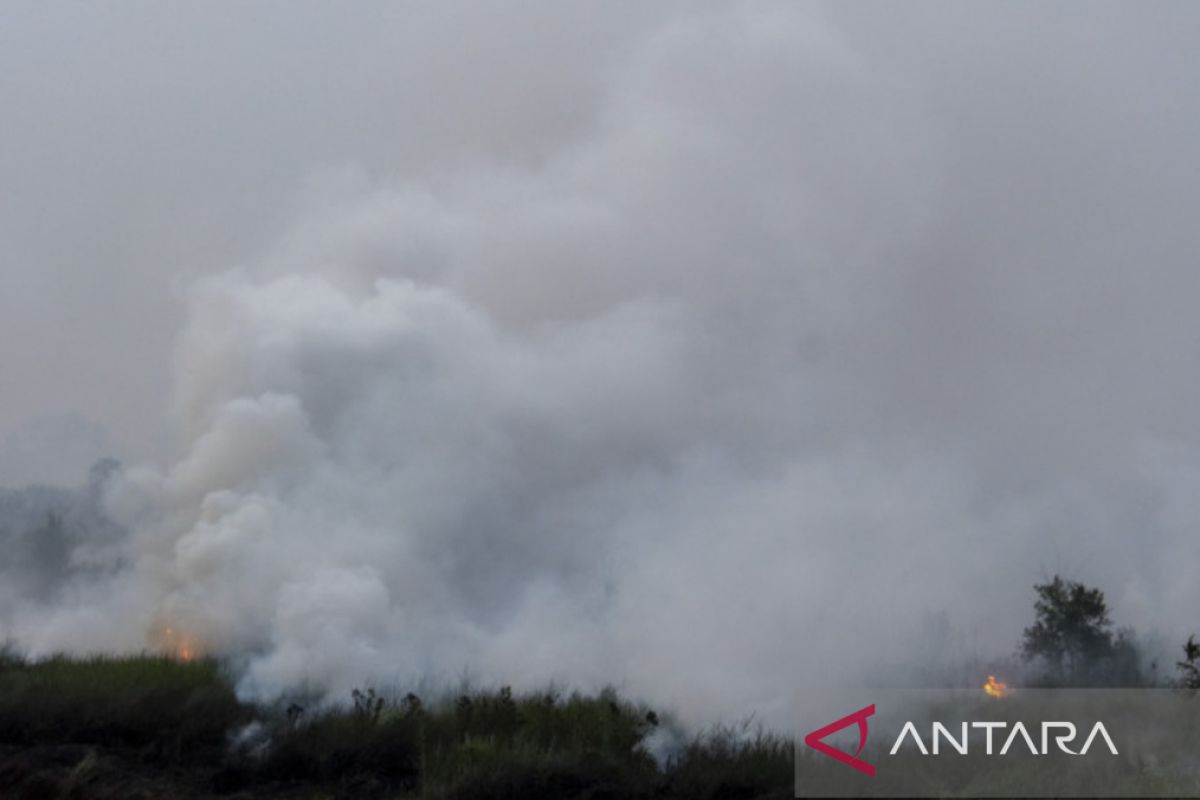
[2,3,1200,722]
[3,3,1198,484]
[0,2,668,480]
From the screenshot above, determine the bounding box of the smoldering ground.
[2,3,1200,727]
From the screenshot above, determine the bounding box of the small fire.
[983,674,1007,698]
[157,624,202,662]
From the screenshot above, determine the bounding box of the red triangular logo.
[803,703,875,776]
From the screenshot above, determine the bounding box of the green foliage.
[1021,575,1112,674]
[244,681,796,796]
[0,640,23,669]
[1020,575,1143,686]
[257,701,420,789]
[663,724,793,800]
[0,653,247,761]
[255,684,665,796]
[0,656,795,797]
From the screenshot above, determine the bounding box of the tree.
[1176,635,1200,690]
[1020,575,1118,685]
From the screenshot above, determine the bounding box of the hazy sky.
[3,3,1198,482]
[2,3,1200,723]
[0,2,676,480]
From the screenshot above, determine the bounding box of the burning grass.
[0,651,794,799]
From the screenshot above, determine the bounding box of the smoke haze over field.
[3,3,1200,724]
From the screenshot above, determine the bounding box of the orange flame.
[983,674,1007,698]
[157,624,202,662]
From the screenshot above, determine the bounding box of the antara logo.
[889,720,1118,756]
[804,704,1119,776]
[803,704,877,776]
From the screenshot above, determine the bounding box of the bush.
[0,658,798,798]
[0,654,247,760]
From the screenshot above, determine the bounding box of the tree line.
[1019,574,1199,688]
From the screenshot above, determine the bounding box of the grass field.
[0,651,793,799]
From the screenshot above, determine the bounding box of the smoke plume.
[2,4,1200,726]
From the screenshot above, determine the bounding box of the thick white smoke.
[4,4,1200,727]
